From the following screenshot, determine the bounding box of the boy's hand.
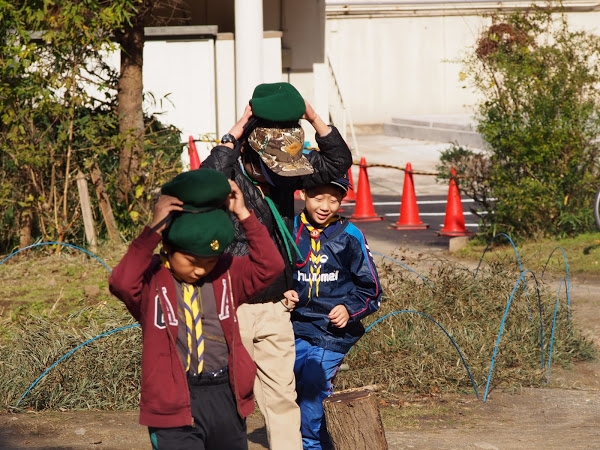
[282,290,299,311]
[223,104,253,148]
[302,100,331,137]
[149,195,183,234]
[329,304,350,328]
[226,180,251,220]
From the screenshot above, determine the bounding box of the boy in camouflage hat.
[203,82,353,449]
[109,168,284,450]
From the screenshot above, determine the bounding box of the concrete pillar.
[215,33,236,138]
[234,0,263,116]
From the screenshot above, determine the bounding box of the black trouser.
[149,371,247,450]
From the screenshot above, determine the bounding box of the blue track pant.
[294,338,345,450]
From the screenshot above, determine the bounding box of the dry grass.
[336,248,596,400]
[0,241,595,411]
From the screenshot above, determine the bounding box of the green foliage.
[0,1,183,252]
[451,4,600,238]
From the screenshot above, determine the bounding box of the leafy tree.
[0,1,183,253]
[113,0,189,206]
[440,4,600,238]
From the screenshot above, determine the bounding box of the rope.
[239,161,302,264]
[350,160,439,175]
[264,196,303,264]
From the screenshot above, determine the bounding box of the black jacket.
[202,126,353,303]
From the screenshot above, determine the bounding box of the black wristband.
[221,133,238,147]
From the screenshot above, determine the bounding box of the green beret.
[250,82,306,122]
[161,168,230,208]
[161,169,234,257]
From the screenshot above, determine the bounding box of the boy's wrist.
[236,207,251,221]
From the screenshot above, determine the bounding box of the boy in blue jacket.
[283,173,382,450]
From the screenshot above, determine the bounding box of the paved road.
[295,193,479,254]
[335,133,480,253]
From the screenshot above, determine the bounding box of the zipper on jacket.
[227,270,245,418]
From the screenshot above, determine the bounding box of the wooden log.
[323,389,388,450]
[75,170,98,253]
[90,161,119,242]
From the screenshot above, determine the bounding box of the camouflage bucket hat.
[247,126,314,177]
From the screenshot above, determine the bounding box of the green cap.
[161,168,234,257]
[250,82,306,122]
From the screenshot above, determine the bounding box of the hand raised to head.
[149,195,183,234]
[226,179,251,220]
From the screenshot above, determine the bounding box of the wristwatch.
[221,133,238,147]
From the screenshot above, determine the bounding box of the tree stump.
[323,389,388,450]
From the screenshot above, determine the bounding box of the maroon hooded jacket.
[109,212,284,428]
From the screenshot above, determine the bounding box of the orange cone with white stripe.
[393,162,428,230]
[349,158,384,222]
[437,167,472,236]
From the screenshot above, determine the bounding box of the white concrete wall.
[104,32,283,166]
[144,39,217,140]
[326,11,600,125]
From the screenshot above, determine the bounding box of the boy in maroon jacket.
[109,168,284,450]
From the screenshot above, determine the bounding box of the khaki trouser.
[237,301,302,450]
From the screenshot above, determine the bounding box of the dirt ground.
[1,276,599,449]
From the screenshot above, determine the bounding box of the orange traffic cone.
[342,167,356,203]
[393,162,429,230]
[349,158,384,222]
[437,167,472,236]
[188,136,201,170]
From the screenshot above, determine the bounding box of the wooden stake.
[76,170,98,252]
[90,161,119,242]
[323,389,388,450]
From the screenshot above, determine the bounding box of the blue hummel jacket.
[291,216,382,354]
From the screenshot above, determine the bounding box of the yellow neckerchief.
[299,211,341,298]
[161,253,204,374]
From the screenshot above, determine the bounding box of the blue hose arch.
[0,241,112,273]
[483,269,544,401]
[474,232,524,276]
[15,324,140,407]
[366,309,480,400]
[541,246,571,321]
[0,242,126,408]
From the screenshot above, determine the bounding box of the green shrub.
[445,4,600,238]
